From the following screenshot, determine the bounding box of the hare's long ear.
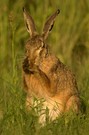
[42,9,60,40]
[23,7,37,37]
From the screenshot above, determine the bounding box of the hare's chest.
[24,74,45,97]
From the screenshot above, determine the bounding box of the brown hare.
[22,8,81,123]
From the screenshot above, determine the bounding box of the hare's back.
[40,54,78,94]
[55,60,78,95]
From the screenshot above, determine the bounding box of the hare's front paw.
[22,57,39,74]
[22,57,33,74]
[29,64,39,73]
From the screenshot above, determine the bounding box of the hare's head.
[23,8,60,64]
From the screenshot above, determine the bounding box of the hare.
[22,8,81,123]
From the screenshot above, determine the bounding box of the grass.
[0,0,89,134]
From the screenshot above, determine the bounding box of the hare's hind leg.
[65,95,81,113]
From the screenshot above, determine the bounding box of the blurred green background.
[0,0,89,135]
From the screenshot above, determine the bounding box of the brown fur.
[22,8,81,123]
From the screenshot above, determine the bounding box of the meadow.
[0,0,89,135]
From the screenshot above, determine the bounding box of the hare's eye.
[40,40,44,48]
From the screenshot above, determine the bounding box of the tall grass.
[0,0,89,135]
